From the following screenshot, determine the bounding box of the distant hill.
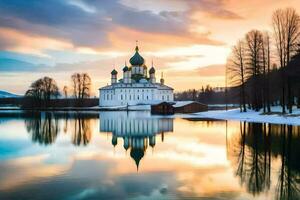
[0,90,21,98]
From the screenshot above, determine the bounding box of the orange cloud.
[0,28,74,56]
[107,26,224,52]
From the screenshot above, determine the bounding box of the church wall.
[99,86,174,107]
[99,111,173,136]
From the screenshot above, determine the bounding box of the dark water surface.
[0,111,299,200]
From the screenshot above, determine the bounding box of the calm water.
[0,111,299,200]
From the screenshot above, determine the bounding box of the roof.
[111,69,118,75]
[149,67,155,74]
[99,82,173,90]
[123,66,129,72]
[173,101,207,108]
[129,46,145,66]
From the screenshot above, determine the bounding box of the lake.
[0,111,299,200]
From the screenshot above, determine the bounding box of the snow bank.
[179,107,300,126]
[173,101,194,107]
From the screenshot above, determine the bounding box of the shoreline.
[1,106,299,126]
[178,108,300,126]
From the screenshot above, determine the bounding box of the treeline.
[175,85,239,104]
[227,8,300,113]
[24,73,93,108]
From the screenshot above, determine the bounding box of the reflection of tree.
[25,112,59,145]
[230,122,273,196]
[229,122,300,199]
[71,114,92,146]
[63,113,69,134]
[244,123,270,195]
[276,125,300,200]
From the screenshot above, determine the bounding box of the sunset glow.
[1,0,300,94]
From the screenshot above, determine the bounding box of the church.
[99,45,174,107]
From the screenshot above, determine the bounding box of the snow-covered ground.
[179,106,300,126]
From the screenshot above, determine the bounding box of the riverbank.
[180,107,300,126]
[0,105,150,111]
[0,102,235,112]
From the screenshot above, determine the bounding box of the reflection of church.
[99,112,173,169]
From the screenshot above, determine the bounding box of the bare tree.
[71,73,92,99]
[227,40,247,112]
[261,32,273,113]
[272,8,300,113]
[63,85,68,98]
[25,76,59,106]
[245,30,264,111]
[264,32,272,113]
[81,73,92,99]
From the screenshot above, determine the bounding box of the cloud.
[0,0,226,55]
[0,58,38,72]
[197,64,225,76]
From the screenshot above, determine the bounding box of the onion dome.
[111,69,118,75]
[112,135,117,147]
[130,148,144,171]
[149,67,155,74]
[123,137,130,151]
[129,46,145,66]
[123,66,129,72]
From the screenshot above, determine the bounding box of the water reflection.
[71,114,92,146]
[25,112,95,146]
[100,112,173,169]
[1,111,300,199]
[229,122,300,200]
[25,112,59,145]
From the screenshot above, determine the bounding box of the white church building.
[99,45,174,107]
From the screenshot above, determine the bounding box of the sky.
[0,0,300,95]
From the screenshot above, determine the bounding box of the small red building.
[151,101,207,115]
[174,101,208,113]
[151,102,174,115]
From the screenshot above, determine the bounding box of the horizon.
[1,0,300,95]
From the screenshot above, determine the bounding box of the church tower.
[111,69,118,84]
[149,61,156,83]
[130,44,145,77]
[123,61,131,84]
[160,72,164,85]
